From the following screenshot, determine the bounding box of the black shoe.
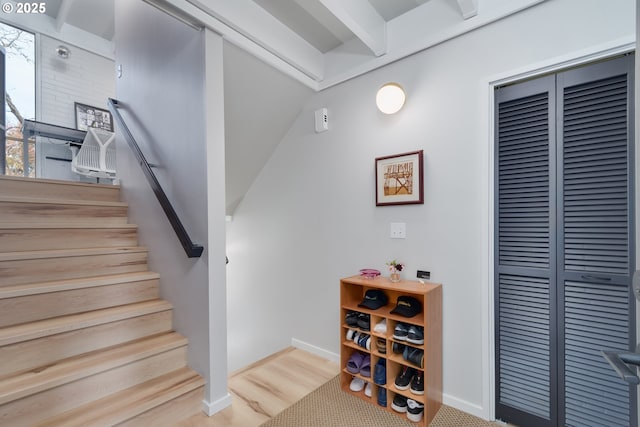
[410,372,424,395]
[391,394,408,413]
[406,325,424,345]
[393,323,409,341]
[394,366,415,390]
[392,342,406,354]
[357,313,370,331]
[345,311,359,327]
[406,399,424,422]
[403,346,424,368]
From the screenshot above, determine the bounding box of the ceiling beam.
[182,0,324,82]
[56,0,76,32]
[318,0,386,57]
[456,0,478,19]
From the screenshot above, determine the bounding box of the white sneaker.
[364,382,372,397]
[350,377,365,392]
[406,398,424,422]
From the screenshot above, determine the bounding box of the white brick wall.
[39,34,115,126]
[37,35,115,179]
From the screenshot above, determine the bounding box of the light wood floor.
[178,347,340,426]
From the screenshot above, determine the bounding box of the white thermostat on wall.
[314,107,328,133]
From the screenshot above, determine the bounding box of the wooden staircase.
[0,175,204,426]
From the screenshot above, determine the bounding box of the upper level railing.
[107,98,204,258]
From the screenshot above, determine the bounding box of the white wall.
[37,34,114,179]
[114,0,229,413]
[226,0,636,419]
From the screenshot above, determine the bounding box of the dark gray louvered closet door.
[495,55,636,427]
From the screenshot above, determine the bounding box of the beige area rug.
[259,375,501,427]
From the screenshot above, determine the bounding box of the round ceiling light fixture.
[56,45,70,59]
[376,82,406,114]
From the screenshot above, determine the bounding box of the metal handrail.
[107,98,203,258]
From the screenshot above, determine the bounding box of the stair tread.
[0,299,172,347]
[0,175,120,190]
[0,246,148,261]
[34,367,204,427]
[0,271,160,299]
[0,195,127,207]
[0,222,137,229]
[0,331,187,405]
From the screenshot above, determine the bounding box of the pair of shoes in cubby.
[393,323,424,345]
[350,377,372,397]
[346,329,371,350]
[345,311,371,330]
[394,366,424,395]
[347,351,371,377]
[391,394,424,423]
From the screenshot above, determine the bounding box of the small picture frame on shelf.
[375,150,424,206]
[74,102,113,132]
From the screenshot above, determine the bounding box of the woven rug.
[259,375,499,427]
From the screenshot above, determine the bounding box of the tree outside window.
[1,23,35,176]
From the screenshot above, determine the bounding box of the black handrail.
[108,98,204,258]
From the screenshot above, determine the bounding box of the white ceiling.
[2,0,547,213]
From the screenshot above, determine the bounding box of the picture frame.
[375,150,424,206]
[74,102,113,132]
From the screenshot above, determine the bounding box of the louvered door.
[495,55,636,427]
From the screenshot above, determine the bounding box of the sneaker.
[373,318,387,334]
[406,325,424,345]
[394,366,415,390]
[357,313,370,331]
[392,342,406,354]
[345,311,359,327]
[346,328,357,341]
[377,386,387,407]
[350,377,365,392]
[403,346,424,368]
[376,337,386,354]
[373,359,386,385]
[410,372,424,395]
[393,323,409,341]
[406,398,424,422]
[391,394,408,413]
[364,382,372,397]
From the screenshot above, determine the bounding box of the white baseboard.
[443,392,488,420]
[202,392,232,416]
[291,338,340,363]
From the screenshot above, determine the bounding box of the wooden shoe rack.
[340,275,442,425]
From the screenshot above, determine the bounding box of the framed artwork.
[375,150,424,206]
[74,102,113,132]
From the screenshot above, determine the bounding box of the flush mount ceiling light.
[56,45,70,59]
[376,83,406,114]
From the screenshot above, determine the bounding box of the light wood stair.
[0,175,204,426]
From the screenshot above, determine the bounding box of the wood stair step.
[0,272,160,327]
[0,299,172,347]
[0,196,128,225]
[34,367,204,427]
[0,246,148,286]
[0,299,173,378]
[0,332,188,427]
[0,223,138,251]
[0,175,121,202]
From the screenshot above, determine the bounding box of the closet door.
[495,75,557,427]
[495,54,636,427]
[557,56,636,427]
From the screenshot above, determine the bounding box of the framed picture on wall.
[74,102,113,132]
[375,150,424,206]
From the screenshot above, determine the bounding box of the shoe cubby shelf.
[340,275,442,426]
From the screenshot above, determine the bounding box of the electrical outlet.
[390,222,406,239]
[417,270,430,280]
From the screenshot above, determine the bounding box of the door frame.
[483,37,636,422]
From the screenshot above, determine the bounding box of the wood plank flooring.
[179,347,340,427]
